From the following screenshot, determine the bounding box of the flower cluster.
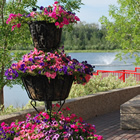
[0,105,103,140]
[5,48,94,85]
[6,1,80,31]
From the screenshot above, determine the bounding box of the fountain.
[93,53,117,66]
[101,55,116,65]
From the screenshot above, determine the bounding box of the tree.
[0,0,38,107]
[99,0,140,63]
[0,0,84,107]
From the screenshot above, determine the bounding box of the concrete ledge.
[120,95,140,130]
[0,85,140,124]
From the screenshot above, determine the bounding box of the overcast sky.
[37,0,118,24]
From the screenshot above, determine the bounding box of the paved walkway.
[86,110,140,140]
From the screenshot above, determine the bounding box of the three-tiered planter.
[5,2,94,116]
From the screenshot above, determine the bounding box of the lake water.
[4,52,140,107]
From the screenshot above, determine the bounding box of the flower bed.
[0,105,103,140]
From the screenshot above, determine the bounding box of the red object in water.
[93,67,140,82]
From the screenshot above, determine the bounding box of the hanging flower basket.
[21,75,73,101]
[28,21,62,52]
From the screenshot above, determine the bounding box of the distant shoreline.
[10,49,120,53]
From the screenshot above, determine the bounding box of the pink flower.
[31,124,36,130]
[63,132,67,134]
[1,122,5,127]
[25,123,31,128]
[49,12,58,20]
[17,23,21,28]
[26,113,31,117]
[42,112,49,119]
[70,124,78,129]
[12,25,16,31]
[82,129,86,132]
[6,19,10,24]
[59,126,63,130]
[74,129,79,132]
[66,107,70,111]
[59,22,64,28]
[55,22,59,26]
[54,1,58,4]
[10,122,16,127]
[50,72,56,79]
[17,13,22,17]
[45,72,51,78]
[94,135,103,140]
[30,12,36,17]
[97,135,103,140]
[63,138,68,140]
[44,8,49,15]
[63,17,69,25]
[31,65,37,70]
[56,103,60,108]
[75,16,80,21]
[65,117,71,122]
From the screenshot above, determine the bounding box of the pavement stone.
[86,110,140,140]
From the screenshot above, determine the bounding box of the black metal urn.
[22,75,73,101]
[28,21,62,52]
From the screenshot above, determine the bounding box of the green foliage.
[99,0,140,64]
[61,22,119,50]
[57,0,84,12]
[0,0,38,105]
[68,74,140,98]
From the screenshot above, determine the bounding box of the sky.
[36,0,118,25]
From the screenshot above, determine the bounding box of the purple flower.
[62,66,67,74]
[70,66,74,70]
[55,68,58,72]
[19,64,25,71]
[12,63,17,67]
[32,7,37,11]
[77,68,81,72]
[26,14,31,17]
[5,69,9,76]
[29,58,33,62]
[38,71,41,74]
[22,13,26,17]
[40,6,44,10]
[40,62,45,66]
[59,69,62,72]
[67,11,72,14]
[43,119,48,122]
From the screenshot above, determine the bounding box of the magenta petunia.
[6,1,80,30]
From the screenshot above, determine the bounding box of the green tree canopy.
[99,0,140,64]
[0,0,38,106]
